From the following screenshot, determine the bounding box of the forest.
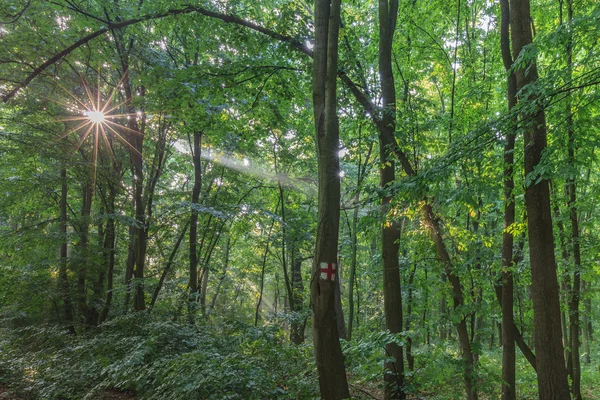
[0,0,599,399]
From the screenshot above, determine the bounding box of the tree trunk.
[59,167,74,333]
[509,1,571,397]
[563,1,581,397]
[210,236,231,312]
[147,222,188,311]
[311,0,350,397]
[406,264,417,371]
[581,280,591,364]
[189,131,202,320]
[255,213,277,326]
[423,205,478,400]
[290,258,306,344]
[76,163,94,323]
[499,0,517,397]
[347,205,359,341]
[99,175,117,324]
[114,30,146,312]
[378,0,405,397]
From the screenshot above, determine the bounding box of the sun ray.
[98,124,117,163]
[104,119,143,136]
[55,120,92,141]
[103,122,142,157]
[73,123,96,153]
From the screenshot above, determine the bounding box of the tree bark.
[510,1,571,397]
[59,167,74,333]
[189,131,202,320]
[499,0,518,397]
[563,1,581,397]
[290,258,306,344]
[99,157,119,324]
[581,280,591,364]
[378,1,405,397]
[311,0,350,397]
[76,157,94,323]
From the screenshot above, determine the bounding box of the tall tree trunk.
[406,263,417,371]
[378,0,405,397]
[347,204,359,341]
[346,132,372,341]
[149,222,189,311]
[77,163,94,323]
[114,29,146,312]
[59,167,74,333]
[311,0,350,397]
[509,1,571,397]
[255,212,277,326]
[189,131,202,320]
[499,0,517,397]
[210,236,232,312]
[123,225,135,313]
[581,280,591,364]
[563,1,581,397]
[290,258,306,344]
[99,184,116,324]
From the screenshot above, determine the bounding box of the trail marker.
[319,262,336,281]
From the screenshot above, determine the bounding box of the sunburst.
[51,68,143,183]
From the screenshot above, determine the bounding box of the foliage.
[0,314,318,399]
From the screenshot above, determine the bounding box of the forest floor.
[0,386,135,400]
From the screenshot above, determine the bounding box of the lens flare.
[84,110,105,123]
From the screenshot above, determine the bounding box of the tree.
[310,0,350,398]
[378,0,405,397]
[509,0,571,398]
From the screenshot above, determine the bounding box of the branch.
[1,5,315,103]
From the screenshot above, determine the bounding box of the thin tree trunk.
[189,131,202,320]
[510,0,571,397]
[346,205,359,341]
[563,1,581,397]
[406,263,417,371]
[149,222,189,311]
[123,225,135,313]
[499,0,517,397]
[210,236,231,312]
[581,280,591,364]
[311,0,349,397]
[255,211,277,326]
[290,258,306,344]
[59,167,74,333]
[99,150,119,324]
[347,131,372,341]
[99,193,116,324]
[77,164,94,322]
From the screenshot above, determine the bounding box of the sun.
[84,110,105,124]
[51,69,142,159]
[48,68,144,187]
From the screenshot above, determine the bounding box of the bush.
[0,314,319,399]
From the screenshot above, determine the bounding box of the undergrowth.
[0,314,318,399]
[1,317,598,399]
